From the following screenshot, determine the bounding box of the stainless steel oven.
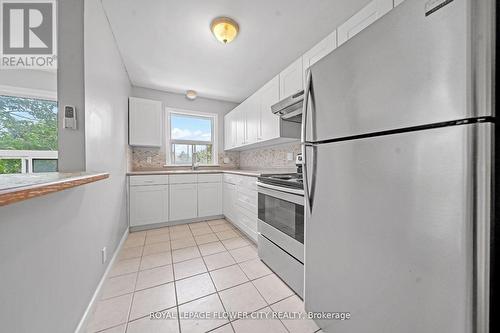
[256,180,305,297]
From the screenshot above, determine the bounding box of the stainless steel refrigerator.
[302,0,496,332]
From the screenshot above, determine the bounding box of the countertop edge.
[0,172,110,207]
[125,170,284,177]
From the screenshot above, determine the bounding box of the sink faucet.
[191,152,199,170]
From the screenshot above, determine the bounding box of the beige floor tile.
[195,233,219,245]
[210,265,249,290]
[271,295,319,333]
[136,265,174,290]
[219,282,267,316]
[143,241,171,256]
[189,221,210,229]
[98,324,126,333]
[204,252,236,271]
[126,308,179,333]
[216,230,239,240]
[100,273,137,300]
[145,233,170,245]
[140,252,172,271]
[118,246,143,260]
[172,246,200,263]
[211,324,235,333]
[170,230,193,240]
[210,223,234,232]
[191,226,213,236]
[232,307,288,333]
[207,219,228,226]
[174,258,207,280]
[87,294,132,332]
[123,236,145,249]
[129,283,176,320]
[175,273,216,304]
[146,227,170,236]
[239,259,273,280]
[109,258,141,277]
[178,294,228,333]
[253,274,294,304]
[229,246,258,263]
[171,237,196,250]
[127,231,147,240]
[221,237,250,250]
[170,224,191,233]
[199,241,227,256]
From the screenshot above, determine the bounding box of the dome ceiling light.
[186,90,197,100]
[210,17,239,44]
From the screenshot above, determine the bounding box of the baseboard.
[74,228,129,333]
[129,215,224,232]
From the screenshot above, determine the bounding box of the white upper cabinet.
[244,93,260,144]
[224,111,237,150]
[302,30,337,80]
[129,97,162,147]
[279,57,304,99]
[337,0,393,46]
[235,106,246,147]
[259,75,280,141]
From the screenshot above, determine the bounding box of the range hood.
[271,90,304,123]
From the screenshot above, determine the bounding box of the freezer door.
[306,0,494,142]
[304,123,492,333]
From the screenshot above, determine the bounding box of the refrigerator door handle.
[302,69,314,212]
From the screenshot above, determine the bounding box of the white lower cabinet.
[130,185,169,227]
[223,174,258,242]
[169,183,198,221]
[198,182,222,217]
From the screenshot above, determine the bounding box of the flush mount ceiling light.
[186,90,197,100]
[210,17,239,44]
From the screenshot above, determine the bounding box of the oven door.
[257,184,304,262]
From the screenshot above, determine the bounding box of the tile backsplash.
[130,142,300,171]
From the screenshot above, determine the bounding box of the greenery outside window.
[166,109,217,166]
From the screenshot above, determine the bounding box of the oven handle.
[256,182,305,197]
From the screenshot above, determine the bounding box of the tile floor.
[87,219,320,333]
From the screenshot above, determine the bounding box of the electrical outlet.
[146,156,152,164]
[101,247,107,264]
[223,157,230,164]
[286,152,294,161]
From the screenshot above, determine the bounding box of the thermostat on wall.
[64,105,77,129]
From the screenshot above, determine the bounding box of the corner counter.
[0,172,109,206]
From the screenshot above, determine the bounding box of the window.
[166,110,217,165]
[0,93,58,174]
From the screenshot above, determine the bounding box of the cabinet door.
[302,30,337,81]
[198,182,222,217]
[129,97,162,147]
[244,93,260,145]
[130,185,168,226]
[224,112,232,150]
[223,182,236,221]
[337,0,393,46]
[169,184,197,221]
[235,107,246,147]
[279,57,304,99]
[260,75,281,141]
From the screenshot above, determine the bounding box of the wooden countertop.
[0,172,109,207]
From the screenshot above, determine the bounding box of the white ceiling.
[102,0,370,102]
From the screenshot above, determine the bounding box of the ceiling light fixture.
[186,90,197,100]
[210,17,239,44]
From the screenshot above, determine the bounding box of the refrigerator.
[302,0,496,332]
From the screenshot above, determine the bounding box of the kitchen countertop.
[127,169,296,177]
[0,172,109,207]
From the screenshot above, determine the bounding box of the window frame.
[165,107,218,166]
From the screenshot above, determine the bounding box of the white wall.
[0,69,57,94]
[130,86,237,154]
[0,0,131,332]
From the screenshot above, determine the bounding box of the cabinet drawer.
[129,175,169,186]
[236,188,257,213]
[169,174,197,184]
[237,176,257,191]
[198,173,222,183]
[223,174,237,184]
